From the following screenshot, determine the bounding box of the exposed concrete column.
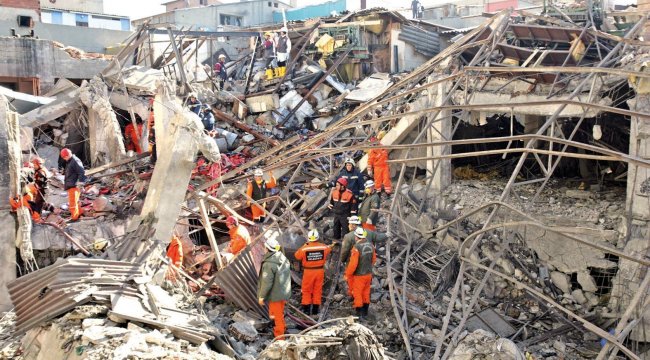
[139,80,221,244]
[427,81,451,192]
[639,0,650,40]
[0,96,17,312]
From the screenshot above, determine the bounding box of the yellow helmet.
[264,31,273,37]
[93,238,109,251]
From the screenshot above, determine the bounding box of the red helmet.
[226,216,238,226]
[337,177,348,187]
[31,156,44,166]
[60,148,72,158]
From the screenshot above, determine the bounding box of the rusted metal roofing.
[498,43,578,66]
[509,24,594,43]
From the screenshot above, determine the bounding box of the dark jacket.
[329,188,357,216]
[257,250,291,302]
[64,155,86,190]
[214,61,227,80]
[188,99,202,115]
[358,192,380,225]
[341,228,386,263]
[277,36,289,53]
[338,166,364,198]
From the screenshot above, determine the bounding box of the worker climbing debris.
[225,215,251,258]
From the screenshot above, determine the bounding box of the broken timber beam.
[212,108,279,146]
[197,198,224,271]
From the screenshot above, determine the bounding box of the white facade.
[41,8,130,31]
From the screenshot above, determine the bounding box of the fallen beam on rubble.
[466,65,650,78]
[212,108,279,146]
[86,151,151,176]
[21,88,81,128]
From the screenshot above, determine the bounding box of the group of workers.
[263,27,292,79]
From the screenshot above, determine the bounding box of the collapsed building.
[0,5,649,360]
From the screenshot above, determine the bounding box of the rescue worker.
[31,156,51,215]
[263,31,276,75]
[338,158,364,200]
[166,235,184,280]
[246,168,276,223]
[226,215,251,256]
[10,182,41,222]
[258,237,291,339]
[187,93,202,116]
[345,227,376,319]
[214,54,228,90]
[358,180,380,231]
[327,177,356,240]
[340,215,362,264]
[124,117,144,154]
[294,229,332,316]
[60,148,86,221]
[275,27,291,77]
[367,131,392,196]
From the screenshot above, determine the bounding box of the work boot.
[355,307,363,319]
[362,304,369,318]
[301,304,311,315]
[311,305,320,316]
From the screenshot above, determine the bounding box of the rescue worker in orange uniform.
[166,235,184,280]
[124,118,144,154]
[10,182,41,222]
[345,227,376,319]
[258,238,291,339]
[60,148,86,221]
[294,229,333,316]
[226,215,251,256]
[30,156,51,215]
[246,168,276,223]
[327,177,357,240]
[367,131,392,195]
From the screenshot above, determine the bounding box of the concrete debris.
[449,329,525,360]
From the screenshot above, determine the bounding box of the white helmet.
[254,168,264,177]
[218,54,226,59]
[348,215,362,225]
[354,227,367,239]
[280,26,288,33]
[364,180,375,189]
[265,238,280,251]
[307,229,319,242]
[94,238,109,251]
[344,158,356,167]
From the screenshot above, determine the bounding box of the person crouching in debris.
[338,157,364,200]
[247,168,276,223]
[60,148,86,222]
[124,117,144,154]
[358,180,380,232]
[214,54,228,90]
[275,27,291,77]
[345,227,376,320]
[10,180,41,223]
[187,93,202,116]
[327,177,357,241]
[225,215,251,257]
[294,229,333,316]
[258,238,291,339]
[166,235,184,280]
[263,31,276,78]
[368,131,392,196]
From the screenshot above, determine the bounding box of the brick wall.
[0,0,40,10]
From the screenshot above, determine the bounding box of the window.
[121,18,130,31]
[219,14,242,26]
[200,0,207,4]
[17,15,33,27]
[274,2,278,7]
[51,11,62,24]
[75,13,88,27]
[268,2,272,6]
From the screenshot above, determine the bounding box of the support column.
[0,96,16,312]
[427,81,451,192]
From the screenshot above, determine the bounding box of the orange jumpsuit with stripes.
[345,239,376,308]
[125,123,144,154]
[228,224,251,255]
[9,184,41,222]
[167,235,184,268]
[294,241,331,306]
[368,148,392,194]
[246,176,276,221]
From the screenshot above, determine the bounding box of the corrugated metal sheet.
[398,25,440,57]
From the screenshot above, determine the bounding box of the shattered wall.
[0,95,16,312]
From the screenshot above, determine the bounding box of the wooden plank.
[197,198,224,271]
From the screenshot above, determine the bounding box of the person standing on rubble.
[368,131,392,196]
[30,156,52,216]
[60,148,86,222]
[263,31,276,76]
[247,168,277,223]
[328,177,357,241]
[258,238,291,339]
[345,227,376,319]
[226,215,251,256]
[358,180,380,231]
[275,27,291,77]
[294,229,333,316]
[338,158,364,200]
[124,117,144,154]
[214,54,228,90]
[411,0,421,19]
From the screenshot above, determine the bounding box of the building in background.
[39,0,130,31]
[163,0,223,12]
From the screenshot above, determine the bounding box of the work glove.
[327,204,333,210]
[366,218,372,225]
[258,297,265,306]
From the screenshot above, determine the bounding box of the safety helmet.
[344,157,356,167]
[254,168,264,177]
[364,180,375,189]
[307,229,319,242]
[31,156,44,166]
[265,238,280,251]
[354,227,367,239]
[188,92,197,98]
[377,130,387,140]
[336,177,348,187]
[280,26,288,33]
[226,215,238,227]
[264,31,272,37]
[218,54,226,59]
[348,215,362,225]
[60,148,72,158]
[94,238,109,251]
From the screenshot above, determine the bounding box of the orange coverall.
[368,148,392,194]
[228,224,251,255]
[268,301,286,339]
[10,184,41,222]
[68,187,82,221]
[294,241,331,306]
[167,235,184,268]
[246,176,276,221]
[125,123,144,154]
[345,241,376,308]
